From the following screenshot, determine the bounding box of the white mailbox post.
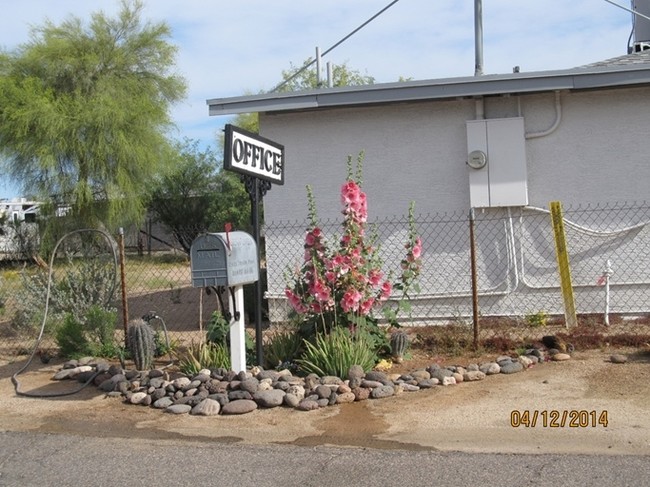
[190,231,259,373]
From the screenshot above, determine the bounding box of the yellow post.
[549,201,578,328]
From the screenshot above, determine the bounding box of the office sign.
[224,124,284,185]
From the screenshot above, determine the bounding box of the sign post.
[224,124,284,366]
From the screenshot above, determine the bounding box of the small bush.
[296,327,377,377]
[55,314,89,358]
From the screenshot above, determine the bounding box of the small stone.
[129,392,148,405]
[336,392,356,404]
[526,355,540,364]
[321,376,343,385]
[172,377,191,389]
[500,362,524,374]
[191,398,221,416]
[284,393,300,408]
[411,369,431,381]
[315,385,333,399]
[430,368,453,381]
[365,371,388,382]
[337,384,352,394]
[479,362,501,375]
[360,379,383,388]
[257,370,280,381]
[286,384,306,400]
[253,389,286,408]
[441,376,456,386]
[297,399,320,411]
[153,397,174,409]
[518,355,533,368]
[370,385,394,399]
[304,374,320,390]
[552,353,571,362]
[352,387,371,401]
[610,354,628,364]
[400,383,420,392]
[316,398,330,408]
[463,371,486,381]
[417,378,439,388]
[466,363,479,372]
[452,372,464,383]
[228,390,253,401]
[239,378,260,394]
[166,404,192,414]
[207,393,229,407]
[221,399,258,415]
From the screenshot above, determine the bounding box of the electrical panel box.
[190,231,259,287]
[466,117,528,208]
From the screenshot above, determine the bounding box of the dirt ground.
[0,347,649,456]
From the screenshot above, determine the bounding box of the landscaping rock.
[166,404,192,415]
[552,353,571,362]
[221,399,258,415]
[479,362,501,375]
[254,389,285,408]
[500,362,524,374]
[191,398,221,416]
[370,385,394,399]
[463,371,486,381]
[610,354,628,364]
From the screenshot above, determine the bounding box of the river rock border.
[52,348,572,416]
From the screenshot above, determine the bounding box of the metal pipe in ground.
[118,227,129,344]
[469,208,480,349]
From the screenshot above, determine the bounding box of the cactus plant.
[390,330,409,364]
[127,318,155,370]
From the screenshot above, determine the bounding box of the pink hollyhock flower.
[341,181,361,205]
[412,237,422,259]
[310,280,331,302]
[285,289,307,313]
[341,289,362,312]
[325,271,336,283]
[368,269,383,286]
[359,298,375,315]
[380,281,392,300]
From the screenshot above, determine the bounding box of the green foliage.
[147,139,250,253]
[13,254,116,334]
[127,318,155,370]
[177,341,231,376]
[0,0,186,231]
[526,310,548,328]
[54,305,118,359]
[263,329,303,369]
[278,58,375,92]
[55,314,89,359]
[296,327,377,377]
[206,311,230,345]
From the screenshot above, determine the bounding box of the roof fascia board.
[207,65,650,116]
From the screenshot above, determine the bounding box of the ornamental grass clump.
[285,153,422,364]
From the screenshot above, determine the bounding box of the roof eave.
[207,64,650,116]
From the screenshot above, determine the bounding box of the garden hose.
[11,228,119,398]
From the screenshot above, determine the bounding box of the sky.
[0,0,637,199]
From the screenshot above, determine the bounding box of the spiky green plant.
[390,330,409,363]
[296,327,377,377]
[263,330,303,369]
[177,342,231,376]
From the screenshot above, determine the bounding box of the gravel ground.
[0,348,648,455]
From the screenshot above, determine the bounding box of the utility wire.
[270,0,400,93]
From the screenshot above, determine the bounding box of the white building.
[208,15,650,323]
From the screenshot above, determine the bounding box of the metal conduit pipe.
[525,90,562,139]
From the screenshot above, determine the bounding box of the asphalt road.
[1,430,648,487]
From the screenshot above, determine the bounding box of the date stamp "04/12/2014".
[510,410,609,428]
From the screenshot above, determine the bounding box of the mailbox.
[190,231,259,287]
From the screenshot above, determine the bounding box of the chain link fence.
[1,201,650,359]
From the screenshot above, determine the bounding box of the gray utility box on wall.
[190,231,259,287]
[466,117,528,208]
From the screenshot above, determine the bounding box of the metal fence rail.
[1,201,649,358]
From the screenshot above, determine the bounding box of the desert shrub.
[54,305,118,359]
[12,254,116,334]
[205,310,255,364]
[296,327,377,377]
[178,342,230,376]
